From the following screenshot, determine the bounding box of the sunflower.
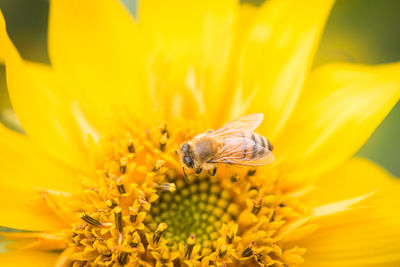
[0,0,400,266]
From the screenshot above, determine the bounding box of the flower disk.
[61,121,308,266]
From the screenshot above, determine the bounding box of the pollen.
[50,121,310,266]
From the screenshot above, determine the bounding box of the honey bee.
[178,113,274,177]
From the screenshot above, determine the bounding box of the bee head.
[179,142,195,169]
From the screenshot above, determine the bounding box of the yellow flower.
[0,0,400,266]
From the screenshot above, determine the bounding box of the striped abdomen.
[242,132,273,159]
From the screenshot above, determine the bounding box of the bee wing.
[209,135,275,166]
[209,113,264,138]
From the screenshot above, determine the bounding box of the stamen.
[241,242,255,257]
[127,133,135,153]
[158,121,170,138]
[255,253,265,265]
[219,244,227,259]
[107,173,127,194]
[118,251,130,265]
[153,223,168,244]
[120,157,128,174]
[247,169,256,176]
[80,213,102,227]
[130,232,140,248]
[251,198,263,215]
[152,159,165,172]
[117,184,126,194]
[154,183,176,192]
[185,235,196,259]
[106,199,118,209]
[160,133,168,151]
[226,230,234,244]
[230,174,239,182]
[130,216,138,224]
[114,206,123,233]
[129,205,139,223]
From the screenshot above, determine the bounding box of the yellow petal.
[310,192,375,218]
[0,12,91,171]
[0,250,59,267]
[137,0,237,123]
[231,0,335,138]
[0,124,75,231]
[48,0,152,125]
[0,123,80,193]
[276,63,400,181]
[1,231,67,251]
[0,182,65,231]
[298,158,400,266]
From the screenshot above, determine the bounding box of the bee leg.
[195,167,202,175]
[183,166,188,178]
[209,167,217,176]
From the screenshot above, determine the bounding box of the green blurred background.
[0,0,399,175]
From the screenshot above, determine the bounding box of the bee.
[178,113,274,177]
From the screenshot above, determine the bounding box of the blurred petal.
[0,250,58,267]
[137,0,237,123]
[0,108,23,133]
[0,12,91,171]
[232,0,334,138]
[0,180,66,231]
[1,231,67,251]
[0,123,80,193]
[49,0,151,125]
[298,158,400,267]
[0,124,74,231]
[276,63,400,181]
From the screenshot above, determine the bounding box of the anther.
[153,223,168,244]
[255,253,265,265]
[241,242,255,257]
[109,173,126,194]
[130,232,140,248]
[127,134,135,153]
[106,199,118,209]
[117,184,126,194]
[158,121,170,138]
[154,183,176,192]
[159,133,168,151]
[72,232,79,244]
[114,206,123,233]
[219,244,227,259]
[185,235,196,259]
[152,159,165,172]
[80,213,103,227]
[230,174,239,182]
[226,232,234,244]
[120,157,128,174]
[251,198,263,215]
[247,169,256,176]
[129,202,140,223]
[118,251,130,265]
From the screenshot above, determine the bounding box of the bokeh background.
[0,0,399,175]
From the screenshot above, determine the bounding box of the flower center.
[146,175,238,252]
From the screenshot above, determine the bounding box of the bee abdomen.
[250,133,272,159]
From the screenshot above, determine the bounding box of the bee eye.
[183,156,194,168]
[182,143,190,153]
